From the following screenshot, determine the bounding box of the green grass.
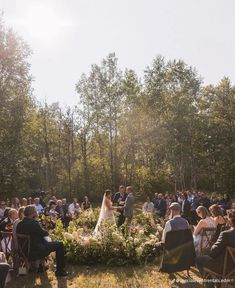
[6,264,204,288]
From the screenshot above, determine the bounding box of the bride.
[94,189,117,234]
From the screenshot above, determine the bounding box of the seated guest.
[154,193,167,218]
[159,202,195,273]
[164,194,171,212]
[27,197,34,205]
[68,198,81,217]
[210,192,219,205]
[176,192,183,206]
[0,201,6,220]
[198,193,211,210]
[16,205,69,276]
[61,198,71,227]
[191,192,201,225]
[13,206,25,250]
[55,200,64,218]
[142,196,154,213]
[209,204,226,226]
[196,210,235,280]
[48,202,58,217]
[0,209,18,254]
[0,209,18,232]
[81,196,92,211]
[62,198,68,209]
[161,202,190,243]
[181,192,191,221]
[193,206,216,255]
[187,191,194,204]
[209,204,227,243]
[11,197,20,210]
[219,193,232,213]
[0,208,11,224]
[39,192,47,208]
[34,198,44,214]
[20,198,28,207]
[0,252,9,288]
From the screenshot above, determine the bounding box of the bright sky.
[1,0,235,106]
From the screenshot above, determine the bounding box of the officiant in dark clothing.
[113,185,127,226]
[181,193,191,222]
[16,205,69,277]
[154,193,167,218]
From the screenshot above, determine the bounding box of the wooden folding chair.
[160,229,196,274]
[0,231,14,262]
[16,233,31,272]
[199,227,217,255]
[203,246,235,288]
[16,234,47,273]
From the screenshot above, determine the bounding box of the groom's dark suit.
[113,192,128,226]
[16,217,66,273]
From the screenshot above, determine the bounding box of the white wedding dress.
[94,194,115,235]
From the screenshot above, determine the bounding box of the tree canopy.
[0,18,234,200]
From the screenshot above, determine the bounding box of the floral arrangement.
[39,214,57,230]
[49,209,164,266]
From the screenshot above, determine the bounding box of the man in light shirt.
[34,197,44,214]
[68,198,81,217]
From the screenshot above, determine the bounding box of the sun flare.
[25,5,60,41]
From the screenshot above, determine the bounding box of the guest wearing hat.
[161,202,190,243]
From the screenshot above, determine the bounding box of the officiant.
[113,185,127,226]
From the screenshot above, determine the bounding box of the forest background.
[0,17,234,201]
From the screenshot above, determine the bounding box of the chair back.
[199,227,217,255]
[16,234,30,259]
[223,247,235,279]
[211,223,229,243]
[0,231,13,258]
[160,229,196,273]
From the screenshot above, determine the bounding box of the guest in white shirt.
[13,206,25,250]
[34,197,44,214]
[142,196,154,213]
[68,198,81,217]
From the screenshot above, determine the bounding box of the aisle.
[6,265,203,288]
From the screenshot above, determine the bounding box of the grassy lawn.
[6,264,203,288]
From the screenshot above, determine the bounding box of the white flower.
[64,232,74,241]
[145,239,157,245]
[72,231,79,240]
[136,246,143,257]
[150,234,156,239]
[134,238,140,245]
[138,229,144,235]
[156,224,163,232]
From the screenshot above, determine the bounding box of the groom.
[122,186,135,225]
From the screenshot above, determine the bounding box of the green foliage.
[49,210,162,266]
[0,16,235,199]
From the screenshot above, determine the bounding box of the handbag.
[18,263,28,275]
[0,252,7,263]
